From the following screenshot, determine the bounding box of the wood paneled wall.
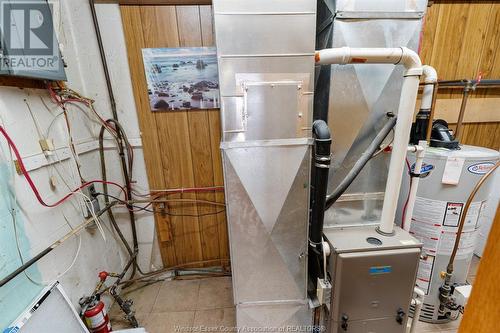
[420,2,500,88]
[121,5,228,268]
[449,122,500,150]
[420,2,500,150]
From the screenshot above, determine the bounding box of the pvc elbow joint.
[397,47,423,77]
[422,65,438,84]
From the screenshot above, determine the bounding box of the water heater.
[398,145,499,323]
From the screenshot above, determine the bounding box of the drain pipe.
[309,120,332,281]
[316,47,423,235]
[408,287,425,333]
[412,66,438,145]
[421,66,438,113]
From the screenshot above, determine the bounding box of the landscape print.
[142,47,220,111]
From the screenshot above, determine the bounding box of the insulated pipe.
[402,141,427,232]
[316,47,423,235]
[310,119,332,246]
[309,120,332,280]
[325,114,397,210]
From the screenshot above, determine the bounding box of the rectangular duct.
[213,0,317,329]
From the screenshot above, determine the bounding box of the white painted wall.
[0,0,160,315]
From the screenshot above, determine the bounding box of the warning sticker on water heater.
[409,197,446,254]
[416,255,435,295]
[438,201,483,258]
[410,198,484,293]
[443,202,463,227]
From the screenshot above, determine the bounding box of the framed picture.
[142,47,220,111]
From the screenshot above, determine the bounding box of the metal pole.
[0,203,116,288]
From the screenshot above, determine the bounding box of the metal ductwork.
[213,0,316,329]
[317,0,428,228]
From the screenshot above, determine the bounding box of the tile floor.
[110,256,481,333]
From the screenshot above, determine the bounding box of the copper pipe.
[447,162,499,272]
[454,83,472,141]
[425,82,439,142]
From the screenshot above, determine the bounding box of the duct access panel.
[325,226,422,333]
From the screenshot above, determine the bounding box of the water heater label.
[369,266,392,275]
[467,162,495,175]
[411,162,434,177]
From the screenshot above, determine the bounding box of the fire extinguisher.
[83,299,112,333]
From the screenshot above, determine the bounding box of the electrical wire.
[47,84,133,168]
[24,99,45,142]
[62,106,85,182]
[1,120,83,286]
[132,198,226,207]
[0,126,126,207]
[372,128,394,158]
[97,192,226,217]
[132,185,225,197]
[401,158,412,229]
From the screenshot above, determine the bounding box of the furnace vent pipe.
[419,66,438,144]
[316,47,423,235]
[421,65,438,110]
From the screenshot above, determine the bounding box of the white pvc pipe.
[408,287,425,333]
[421,65,438,110]
[403,141,427,232]
[316,47,423,235]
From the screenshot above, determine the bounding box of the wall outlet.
[82,184,100,218]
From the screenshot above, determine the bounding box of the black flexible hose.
[325,113,397,210]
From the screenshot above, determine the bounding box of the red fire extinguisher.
[83,300,112,333]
